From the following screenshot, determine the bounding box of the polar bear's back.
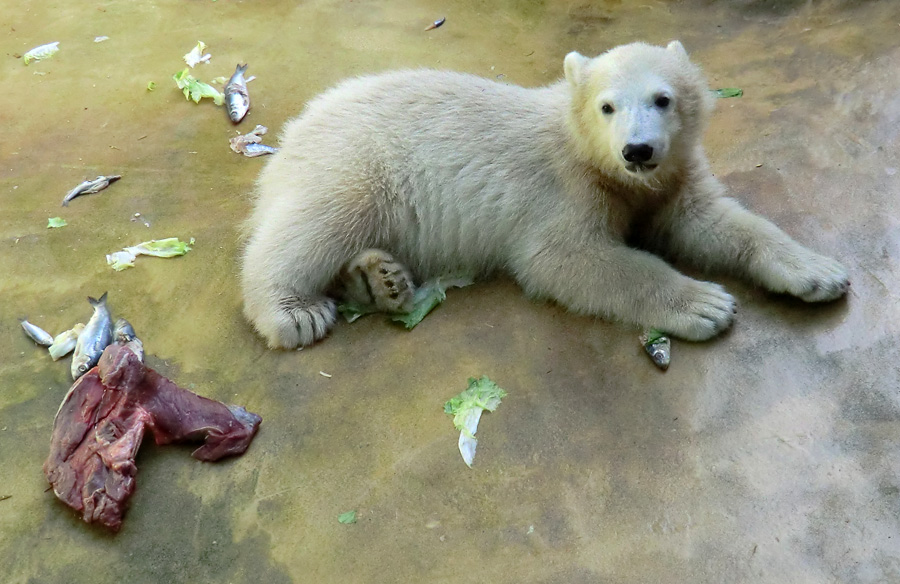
[254,70,574,276]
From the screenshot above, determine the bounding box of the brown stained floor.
[2,1,899,582]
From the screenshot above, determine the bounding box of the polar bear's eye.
[655,95,671,108]
[601,103,614,115]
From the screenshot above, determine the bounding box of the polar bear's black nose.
[623,143,654,163]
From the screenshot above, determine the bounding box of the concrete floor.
[2,0,899,582]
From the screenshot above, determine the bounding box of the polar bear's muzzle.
[622,143,658,173]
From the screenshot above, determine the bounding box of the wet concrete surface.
[2,1,899,582]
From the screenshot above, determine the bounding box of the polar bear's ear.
[667,40,689,59]
[564,51,589,87]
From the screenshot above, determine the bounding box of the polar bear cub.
[241,41,849,349]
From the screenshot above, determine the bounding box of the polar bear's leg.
[647,194,850,302]
[241,215,356,349]
[515,239,736,341]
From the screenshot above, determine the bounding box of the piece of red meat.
[44,343,261,531]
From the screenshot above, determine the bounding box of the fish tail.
[88,291,109,306]
[236,63,248,74]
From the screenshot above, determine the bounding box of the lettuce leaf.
[183,41,210,68]
[444,376,507,467]
[125,237,194,258]
[23,42,59,65]
[391,275,474,329]
[712,87,743,98]
[173,68,223,105]
[107,238,194,270]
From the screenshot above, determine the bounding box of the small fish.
[241,143,278,157]
[71,292,113,380]
[224,64,250,123]
[62,175,122,206]
[113,318,143,361]
[424,17,446,31]
[640,330,671,370]
[113,318,136,343]
[21,320,54,346]
[49,323,85,361]
[229,126,278,157]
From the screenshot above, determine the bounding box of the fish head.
[72,359,91,380]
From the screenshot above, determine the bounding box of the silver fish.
[48,323,85,361]
[229,125,277,157]
[639,330,671,371]
[224,63,250,123]
[21,320,54,346]
[62,175,122,206]
[113,318,143,361]
[71,292,113,380]
[241,143,278,157]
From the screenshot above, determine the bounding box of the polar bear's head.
[564,41,714,183]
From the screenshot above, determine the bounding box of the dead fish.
[224,64,250,123]
[113,318,136,343]
[639,329,671,371]
[241,143,278,157]
[62,175,122,206]
[229,125,277,157]
[424,17,446,31]
[113,318,143,361]
[71,292,113,380]
[49,323,85,361]
[21,320,54,346]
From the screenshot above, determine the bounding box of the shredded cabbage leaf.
[23,42,59,65]
[444,376,507,467]
[183,41,210,68]
[337,274,473,327]
[107,237,194,270]
[173,68,223,105]
[712,88,743,98]
[392,275,474,329]
[125,237,194,258]
[47,217,67,228]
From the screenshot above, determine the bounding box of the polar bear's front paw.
[662,280,736,341]
[256,295,337,349]
[774,252,850,303]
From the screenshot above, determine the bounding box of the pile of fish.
[44,325,261,531]
[21,292,125,380]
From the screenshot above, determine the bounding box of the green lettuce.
[107,237,194,270]
[23,42,59,65]
[336,301,380,324]
[337,275,473,328]
[444,376,507,467]
[173,68,223,105]
[47,217,67,228]
[392,276,474,329]
[126,237,194,257]
[712,88,743,98]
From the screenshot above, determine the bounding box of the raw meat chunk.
[44,343,261,531]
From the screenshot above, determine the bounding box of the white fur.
[241,41,849,349]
